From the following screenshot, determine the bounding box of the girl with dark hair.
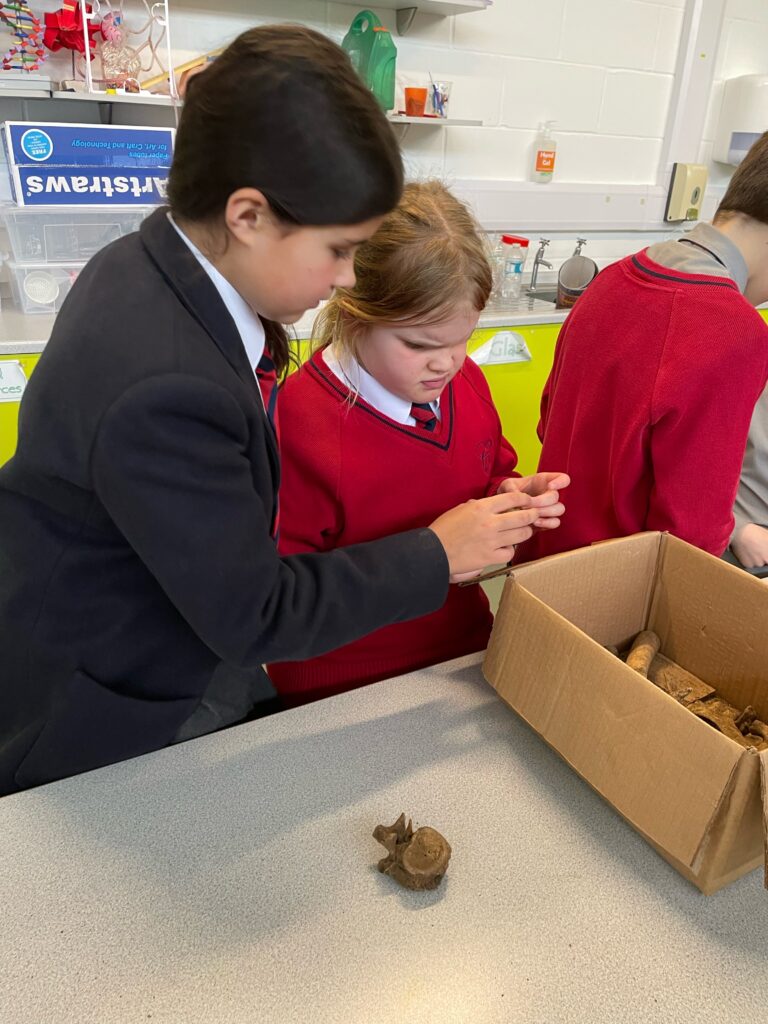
[0,25,536,794]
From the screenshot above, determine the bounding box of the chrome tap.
[529,238,552,291]
[573,237,587,257]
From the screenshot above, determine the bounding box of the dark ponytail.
[168,24,403,375]
[168,23,403,226]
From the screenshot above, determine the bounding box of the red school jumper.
[267,349,519,703]
[522,248,768,562]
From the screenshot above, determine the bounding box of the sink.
[526,287,558,304]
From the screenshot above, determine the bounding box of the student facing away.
[0,28,540,794]
[268,181,569,704]
[522,132,768,563]
[729,387,768,574]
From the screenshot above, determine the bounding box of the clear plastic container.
[2,206,150,264]
[6,260,84,314]
[500,240,526,300]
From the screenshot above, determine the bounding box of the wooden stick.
[457,564,514,587]
[141,49,222,90]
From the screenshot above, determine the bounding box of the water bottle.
[488,234,504,302]
[501,241,525,300]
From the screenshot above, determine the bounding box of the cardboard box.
[483,532,768,894]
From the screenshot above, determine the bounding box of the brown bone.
[648,654,716,704]
[625,630,661,677]
[622,633,768,750]
[373,813,451,891]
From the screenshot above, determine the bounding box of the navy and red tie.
[255,349,280,539]
[255,350,279,432]
[410,401,437,432]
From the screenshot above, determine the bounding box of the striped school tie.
[255,349,280,539]
[410,401,437,432]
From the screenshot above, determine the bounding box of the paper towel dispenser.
[714,74,768,166]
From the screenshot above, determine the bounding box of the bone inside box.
[483,532,768,895]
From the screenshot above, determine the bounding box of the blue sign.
[10,165,171,206]
[3,121,175,168]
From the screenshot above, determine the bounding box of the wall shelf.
[0,88,52,101]
[28,93,480,123]
[367,1,488,35]
[51,90,175,106]
[387,114,482,127]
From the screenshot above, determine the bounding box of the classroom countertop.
[1,652,766,1024]
[0,298,569,355]
[0,309,55,354]
[290,295,569,341]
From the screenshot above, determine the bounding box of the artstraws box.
[2,122,173,207]
[3,121,174,169]
[10,166,169,207]
[484,533,768,894]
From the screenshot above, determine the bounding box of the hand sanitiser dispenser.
[714,74,768,166]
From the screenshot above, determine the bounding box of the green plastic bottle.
[342,9,397,112]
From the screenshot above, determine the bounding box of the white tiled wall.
[166,0,685,189]
[701,0,768,190]
[20,0,764,247]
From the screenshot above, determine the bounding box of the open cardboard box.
[483,532,768,894]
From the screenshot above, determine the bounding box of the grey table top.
[1,653,767,1024]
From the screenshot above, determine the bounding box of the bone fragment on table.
[373,813,452,891]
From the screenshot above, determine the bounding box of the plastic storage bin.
[7,260,84,314]
[2,206,150,264]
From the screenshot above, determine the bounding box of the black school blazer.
[0,208,448,794]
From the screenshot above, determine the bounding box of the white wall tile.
[653,5,684,73]
[717,16,768,79]
[599,71,673,138]
[726,0,768,23]
[158,0,689,201]
[500,60,605,133]
[453,0,567,60]
[556,134,662,183]
[444,127,537,181]
[170,0,327,54]
[399,126,447,180]
[561,0,661,71]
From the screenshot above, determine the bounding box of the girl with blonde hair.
[268,181,569,703]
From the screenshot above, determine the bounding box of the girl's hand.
[429,493,539,578]
[497,472,569,530]
[731,523,768,569]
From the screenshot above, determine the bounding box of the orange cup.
[404,87,428,117]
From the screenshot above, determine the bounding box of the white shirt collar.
[323,344,440,425]
[168,213,265,372]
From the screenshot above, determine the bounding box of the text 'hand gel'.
[532,121,557,184]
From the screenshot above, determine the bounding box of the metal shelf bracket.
[395,7,418,34]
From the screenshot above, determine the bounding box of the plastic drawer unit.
[2,206,151,263]
[7,260,84,313]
